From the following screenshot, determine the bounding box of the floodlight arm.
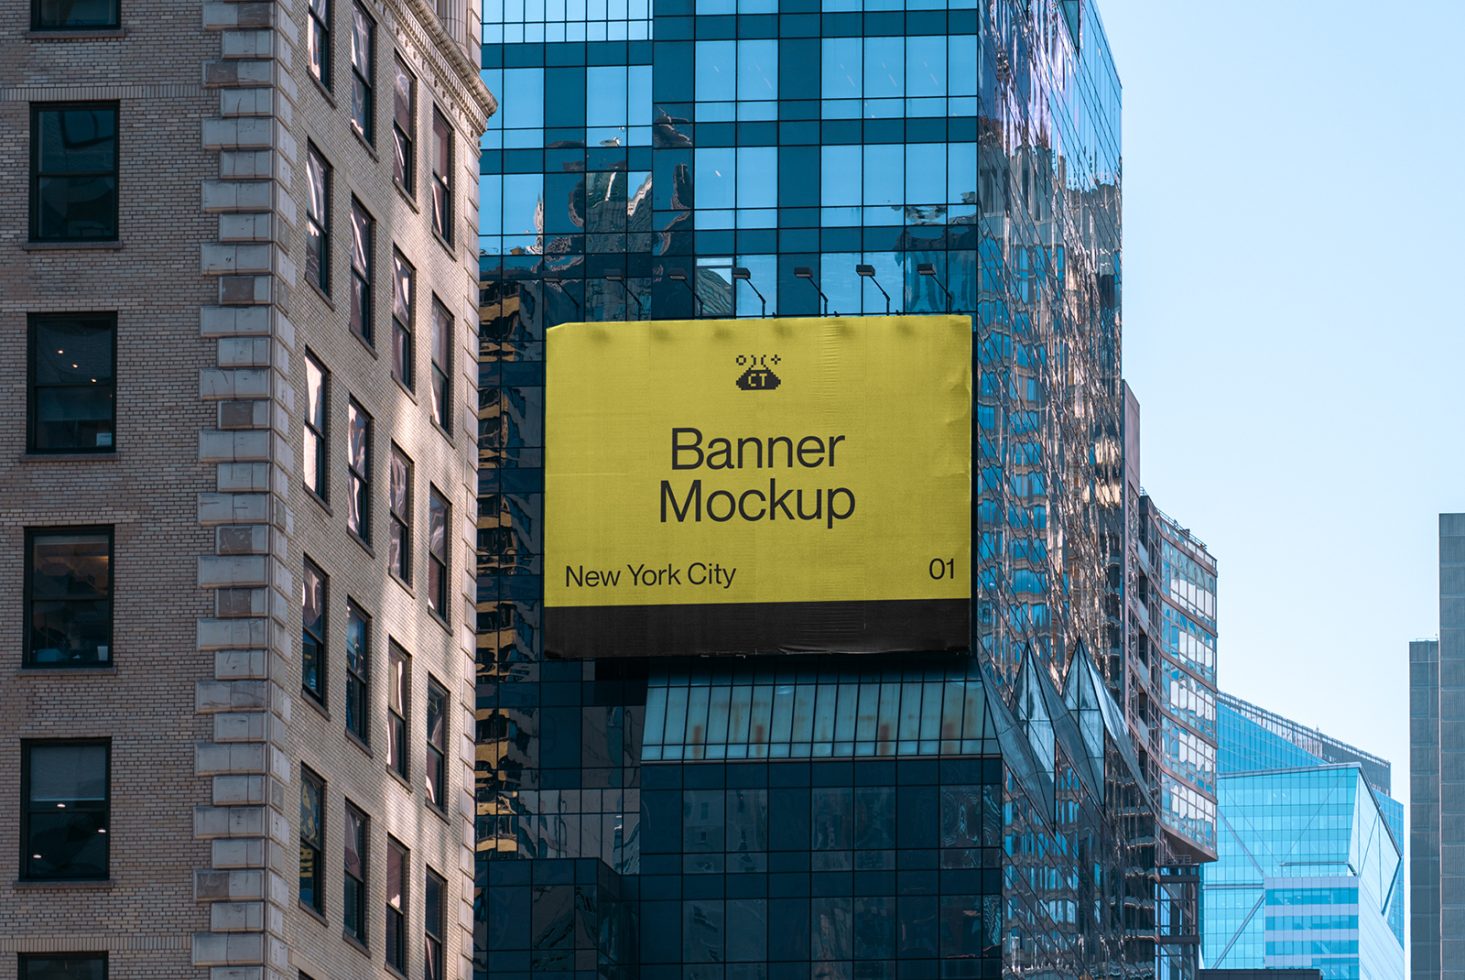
[794,267,830,316]
[856,265,891,316]
[668,270,705,316]
[731,266,767,318]
[605,272,644,319]
[917,262,953,314]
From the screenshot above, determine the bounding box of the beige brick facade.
[0,2,494,979]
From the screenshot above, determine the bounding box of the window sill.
[394,181,419,214]
[390,570,414,598]
[306,278,335,310]
[427,802,450,826]
[20,451,118,462]
[309,73,336,109]
[386,765,412,792]
[346,729,374,758]
[308,491,332,517]
[18,665,118,676]
[22,240,122,251]
[25,28,126,40]
[429,610,452,636]
[392,374,418,404]
[350,532,375,559]
[342,932,371,957]
[302,691,331,721]
[432,229,455,259]
[298,901,328,926]
[351,327,379,359]
[352,127,379,162]
[15,878,114,889]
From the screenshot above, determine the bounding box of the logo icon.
[736,354,781,391]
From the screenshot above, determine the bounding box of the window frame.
[301,557,328,705]
[391,249,415,391]
[392,57,417,196]
[388,444,413,585]
[304,351,329,503]
[29,101,120,244]
[343,800,369,946]
[386,641,410,781]
[19,952,108,980]
[349,3,375,143]
[385,836,409,975]
[424,866,446,980]
[429,107,454,245]
[346,397,371,543]
[305,145,331,296]
[24,525,114,669]
[344,600,371,746]
[21,738,111,882]
[428,296,452,434]
[425,676,448,812]
[30,0,120,30]
[299,765,326,915]
[308,0,332,92]
[426,485,449,622]
[27,312,118,455]
[348,197,374,344]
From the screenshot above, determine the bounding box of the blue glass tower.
[1202,694,1404,979]
[474,0,1142,976]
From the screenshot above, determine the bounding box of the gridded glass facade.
[476,0,1136,976]
[1202,699,1403,980]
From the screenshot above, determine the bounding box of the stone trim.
[0,83,202,101]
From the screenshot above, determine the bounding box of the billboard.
[544,314,971,658]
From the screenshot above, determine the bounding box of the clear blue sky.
[1096,0,1465,817]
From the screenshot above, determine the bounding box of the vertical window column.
[388,445,413,583]
[349,200,374,343]
[345,601,370,744]
[429,297,452,431]
[425,868,446,980]
[349,4,375,142]
[308,0,332,90]
[304,353,328,501]
[425,678,447,811]
[387,642,410,779]
[386,838,408,973]
[301,558,327,704]
[430,109,454,244]
[391,250,415,390]
[305,147,331,294]
[343,802,368,944]
[392,58,417,193]
[347,399,371,541]
[299,767,325,913]
[427,486,449,619]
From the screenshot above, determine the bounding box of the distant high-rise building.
[1411,512,1465,979]
[0,4,494,978]
[1203,693,1403,980]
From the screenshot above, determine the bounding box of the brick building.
[0,2,494,979]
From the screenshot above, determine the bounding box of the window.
[349,199,374,343]
[22,741,109,881]
[30,103,119,242]
[299,767,325,913]
[386,642,410,779]
[392,58,416,193]
[304,353,328,501]
[388,445,412,583]
[343,802,368,944]
[32,0,119,29]
[391,250,414,390]
[427,486,449,620]
[350,4,374,142]
[347,398,371,541]
[308,0,331,90]
[386,838,408,973]
[19,953,107,980]
[345,601,369,744]
[26,527,112,667]
[302,558,326,704]
[430,109,453,244]
[425,677,447,810]
[28,313,116,453]
[425,868,446,980]
[305,146,330,294]
[429,297,451,431]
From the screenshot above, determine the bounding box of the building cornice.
[392,0,497,125]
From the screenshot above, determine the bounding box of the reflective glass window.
[22,741,109,880]
[350,4,374,142]
[431,109,454,243]
[425,868,446,980]
[308,0,330,89]
[386,837,408,971]
[392,57,416,191]
[19,953,106,980]
[391,250,415,389]
[346,399,371,541]
[32,0,118,29]
[349,198,374,343]
[30,103,118,242]
[345,601,370,744]
[343,802,368,943]
[26,528,112,667]
[427,486,449,620]
[305,146,330,293]
[389,444,413,583]
[430,296,452,431]
[303,353,328,500]
[301,558,326,704]
[387,642,410,779]
[425,677,447,809]
[28,313,116,453]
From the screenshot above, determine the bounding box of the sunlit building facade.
[474,0,1142,976]
[1202,694,1403,980]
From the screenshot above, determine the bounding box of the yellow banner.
[545,315,971,618]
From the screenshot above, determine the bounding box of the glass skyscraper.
[473,0,1149,976]
[1202,694,1403,980]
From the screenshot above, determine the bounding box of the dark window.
[391,250,414,390]
[346,399,371,541]
[304,352,328,501]
[305,146,330,294]
[299,767,325,913]
[32,0,119,29]
[430,109,453,244]
[22,740,109,881]
[389,445,413,583]
[350,4,374,142]
[308,0,331,90]
[425,677,447,811]
[302,558,326,704]
[424,867,446,980]
[427,486,449,620]
[26,527,112,668]
[19,953,107,980]
[349,199,374,343]
[387,642,409,780]
[345,601,370,744]
[386,837,408,973]
[30,103,118,243]
[343,802,368,944]
[392,58,416,193]
[28,313,116,453]
[429,297,451,431]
